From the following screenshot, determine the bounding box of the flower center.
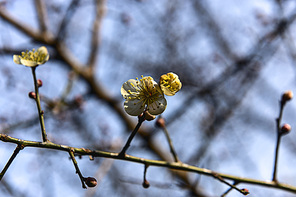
[160,73,181,93]
[138,76,160,105]
[20,49,47,62]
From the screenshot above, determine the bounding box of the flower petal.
[37,46,49,64]
[147,97,167,115]
[37,46,49,55]
[121,79,139,99]
[20,58,38,67]
[13,55,21,64]
[124,99,145,116]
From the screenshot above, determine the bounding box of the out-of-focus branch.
[0,7,55,44]
[191,0,237,61]
[56,0,80,41]
[34,0,48,33]
[87,0,106,68]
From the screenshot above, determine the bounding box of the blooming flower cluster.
[121,72,182,116]
[13,46,49,67]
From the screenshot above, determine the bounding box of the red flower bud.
[281,124,291,135]
[37,79,43,88]
[28,92,36,99]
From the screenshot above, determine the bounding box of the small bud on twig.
[84,177,97,187]
[142,179,150,188]
[282,90,293,103]
[37,79,43,88]
[28,92,36,99]
[280,123,291,135]
[155,116,165,128]
[241,188,249,195]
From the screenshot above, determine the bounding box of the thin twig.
[272,97,287,182]
[31,67,48,142]
[0,145,23,181]
[118,115,145,157]
[212,173,249,196]
[69,148,87,189]
[159,117,180,162]
[221,181,238,197]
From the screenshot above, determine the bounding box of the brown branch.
[1,134,296,194]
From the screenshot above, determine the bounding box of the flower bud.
[155,116,165,128]
[241,188,249,195]
[281,123,291,135]
[37,79,43,88]
[282,91,293,102]
[84,177,97,187]
[142,179,150,188]
[28,91,36,99]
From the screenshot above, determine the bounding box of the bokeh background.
[1,0,296,196]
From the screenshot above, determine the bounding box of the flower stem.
[0,145,23,181]
[31,67,48,142]
[118,115,145,157]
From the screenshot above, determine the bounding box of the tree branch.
[1,134,296,194]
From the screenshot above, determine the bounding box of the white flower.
[13,46,49,67]
[159,72,182,96]
[121,76,167,116]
